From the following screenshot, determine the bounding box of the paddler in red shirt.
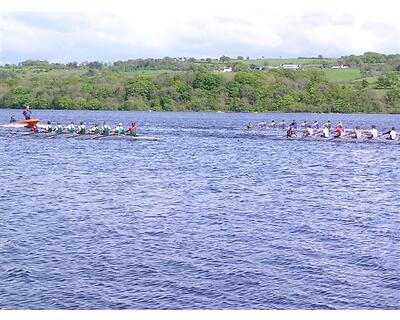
[126,122,138,137]
[334,124,345,138]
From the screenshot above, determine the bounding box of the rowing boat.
[21,132,160,141]
[13,119,40,128]
[276,136,399,144]
[0,118,40,128]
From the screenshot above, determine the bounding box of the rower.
[324,120,332,130]
[45,120,53,133]
[351,126,362,139]
[114,123,125,136]
[302,124,313,138]
[313,121,320,129]
[287,125,296,138]
[23,104,32,120]
[247,122,253,129]
[269,120,276,128]
[258,121,267,128]
[321,124,330,138]
[65,122,75,133]
[10,115,16,123]
[54,122,63,134]
[76,121,86,135]
[366,125,378,139]
[300,120,308,129]
[289,120,297,129]
[89,123,101,134]
[126,122,138,136]
[101,121,111,136]
[334,124,345,138]
[382,127,397,140]
[279,120,286,129]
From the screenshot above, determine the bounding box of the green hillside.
[1,52,399,113]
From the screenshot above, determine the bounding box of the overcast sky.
[0,0,399,64]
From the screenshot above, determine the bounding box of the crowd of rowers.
[30,120,139,137]
[9,105,139,137]
[247,119,398,140]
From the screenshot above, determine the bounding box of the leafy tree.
[386,88,400,106]
[249,63,258,70]
[126,77,155,100]
[219,55,231,63]
[173,80,192,101]
[87,61,104,69]
[58,96,74,109]
[233,62,249,72]
[192,72,222,91]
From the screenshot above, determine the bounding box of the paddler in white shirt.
[366,125,378,139]
[76,121,86,134]
[350,126,363,139]
[302,124,314,138]
[382,127,397,140]
[113,123,125,136]
[89,123,100,135]
[321,124,330,138]
[65,122,75,133]
[45,120,53,133]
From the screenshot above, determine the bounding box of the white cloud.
[0,0,399,63]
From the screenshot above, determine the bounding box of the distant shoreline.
[1,53,399,114]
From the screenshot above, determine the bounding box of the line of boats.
[248,119,400,144]
[0,118,160,141]
[16,131,160,141]
[1,118,399,145]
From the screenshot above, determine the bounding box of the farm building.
[280,64,300,70]
[331,64,349,69]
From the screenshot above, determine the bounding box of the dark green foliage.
[192,72,222,91]
[126,77,155,100]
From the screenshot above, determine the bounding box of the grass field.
[323,68,362,82]
[353,75,380,84]
[124,70,182,76]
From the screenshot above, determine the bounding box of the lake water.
[0,109,399,309]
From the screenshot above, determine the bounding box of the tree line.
[0,53,399,113]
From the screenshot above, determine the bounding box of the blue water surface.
[0,110,399,309]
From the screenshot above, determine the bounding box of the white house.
[331,64,349,69]
[280,64,300,70]
[222,66,233,72]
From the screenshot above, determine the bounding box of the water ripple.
[0,110,399,309]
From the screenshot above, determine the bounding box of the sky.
[0,0,399,64]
